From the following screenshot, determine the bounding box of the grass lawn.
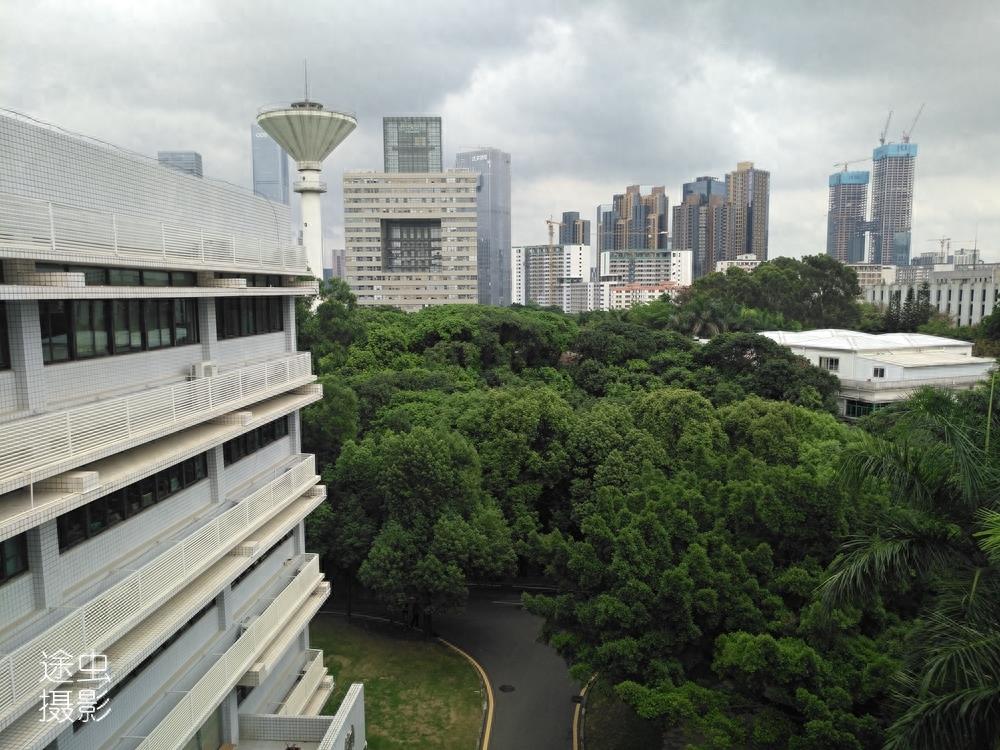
[585,677,663,750]
[310,613,483,750]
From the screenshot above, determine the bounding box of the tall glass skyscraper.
[870,143,917,266]
[673,176,726,278]
[251,123,290,204]
[826,171,869,263]
[157,150,203,177]
[455,147,511,306]
[383,117,443,173]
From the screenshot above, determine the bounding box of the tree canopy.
[297,260,1000,748]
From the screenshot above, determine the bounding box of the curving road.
[436,588,580,750]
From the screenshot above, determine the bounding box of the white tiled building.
[715,253,761,273]
[0,114,364,750]
[762,329,995,419]
[342,170,478,311]
[606,282,685,310]
[859,262,1000,327]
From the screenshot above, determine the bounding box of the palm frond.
[819,520,962,607]
[976,508,1000,565]
[884,683,1000,750]
[840,432,938,508]
[913,611,1000,696]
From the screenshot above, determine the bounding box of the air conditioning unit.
[190,361,218,379]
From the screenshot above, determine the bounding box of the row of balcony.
[837,373,992,392]
[0,455,320,731]
[135,554,326,750]
[277,648,332,716]
[0,352,314,495]
[0,192,308,274]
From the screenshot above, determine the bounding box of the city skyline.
[4,1,997,259]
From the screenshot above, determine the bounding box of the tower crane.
[902,103,924,143]
[833,158,869,171]
[926,236,951,256]
[545,216,564,250]
[545,216,565,305]
[878,109,893,146]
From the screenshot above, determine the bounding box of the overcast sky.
[2,0,998,259]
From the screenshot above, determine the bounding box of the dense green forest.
[300,257,1000,749]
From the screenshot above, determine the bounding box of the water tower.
[256,100,356,280]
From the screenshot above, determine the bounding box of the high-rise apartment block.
[0,113,365,750]
[383,117,443,173]
[343,171,478,310]
[511,244,595,311]
[826,170,870,263]
[870,143,918,266]
[455,148,512,306]
[672,176,726,278]
[724,162,770,261]
[251,123,291,205]
[595,186,669,252]
[600,248,693,287]
[157,150,203,177]
[511,244,692,314]
[558,211,591,246]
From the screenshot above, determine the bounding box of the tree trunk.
[423,611,433,639]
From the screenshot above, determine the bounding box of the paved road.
[436,589,580,750]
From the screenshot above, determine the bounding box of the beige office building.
[724,161,770,261]
[343,171,478,311]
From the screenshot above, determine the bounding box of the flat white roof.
[761,329,974,351]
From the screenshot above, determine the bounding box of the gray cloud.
[2,0,998,260]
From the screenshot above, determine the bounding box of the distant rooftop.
[761,329,975,351]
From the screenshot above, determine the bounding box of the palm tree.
[819,387,1000,749]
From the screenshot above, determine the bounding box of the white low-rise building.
[859,262,1000,327]
[716,253,761,273]
[607,282,685,310]
[761,329,995,418]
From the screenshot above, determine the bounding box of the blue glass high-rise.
[251,123,290,205]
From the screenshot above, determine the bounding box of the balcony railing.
[0,352,313,493]
[319,683,367,750]
[135,554,325,750]
[279,649,327,716]
[838,373,991,392]
[0,456,319,730]
[0,192,307,273]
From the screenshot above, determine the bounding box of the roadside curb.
[572,674,598,750]
[439,637,494,750]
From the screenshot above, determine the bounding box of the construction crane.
[879,109,893,146]
[926,236,952,256]
[902,103,924,143]
[544,216,565,306]
[545,216,564,249]
[833,158,869,171]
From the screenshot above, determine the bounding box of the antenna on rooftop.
[303,59,309,102]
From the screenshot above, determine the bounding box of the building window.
[0,533,28,583]
[845,399,875,419]
[38,264,197,288]
[873,367,886,379]
[819,356,840,372]
[56,453,208,552]
[222,416,289,466]
[0,302,10,370]
[214,298,283,340]
[39,298,199,364]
